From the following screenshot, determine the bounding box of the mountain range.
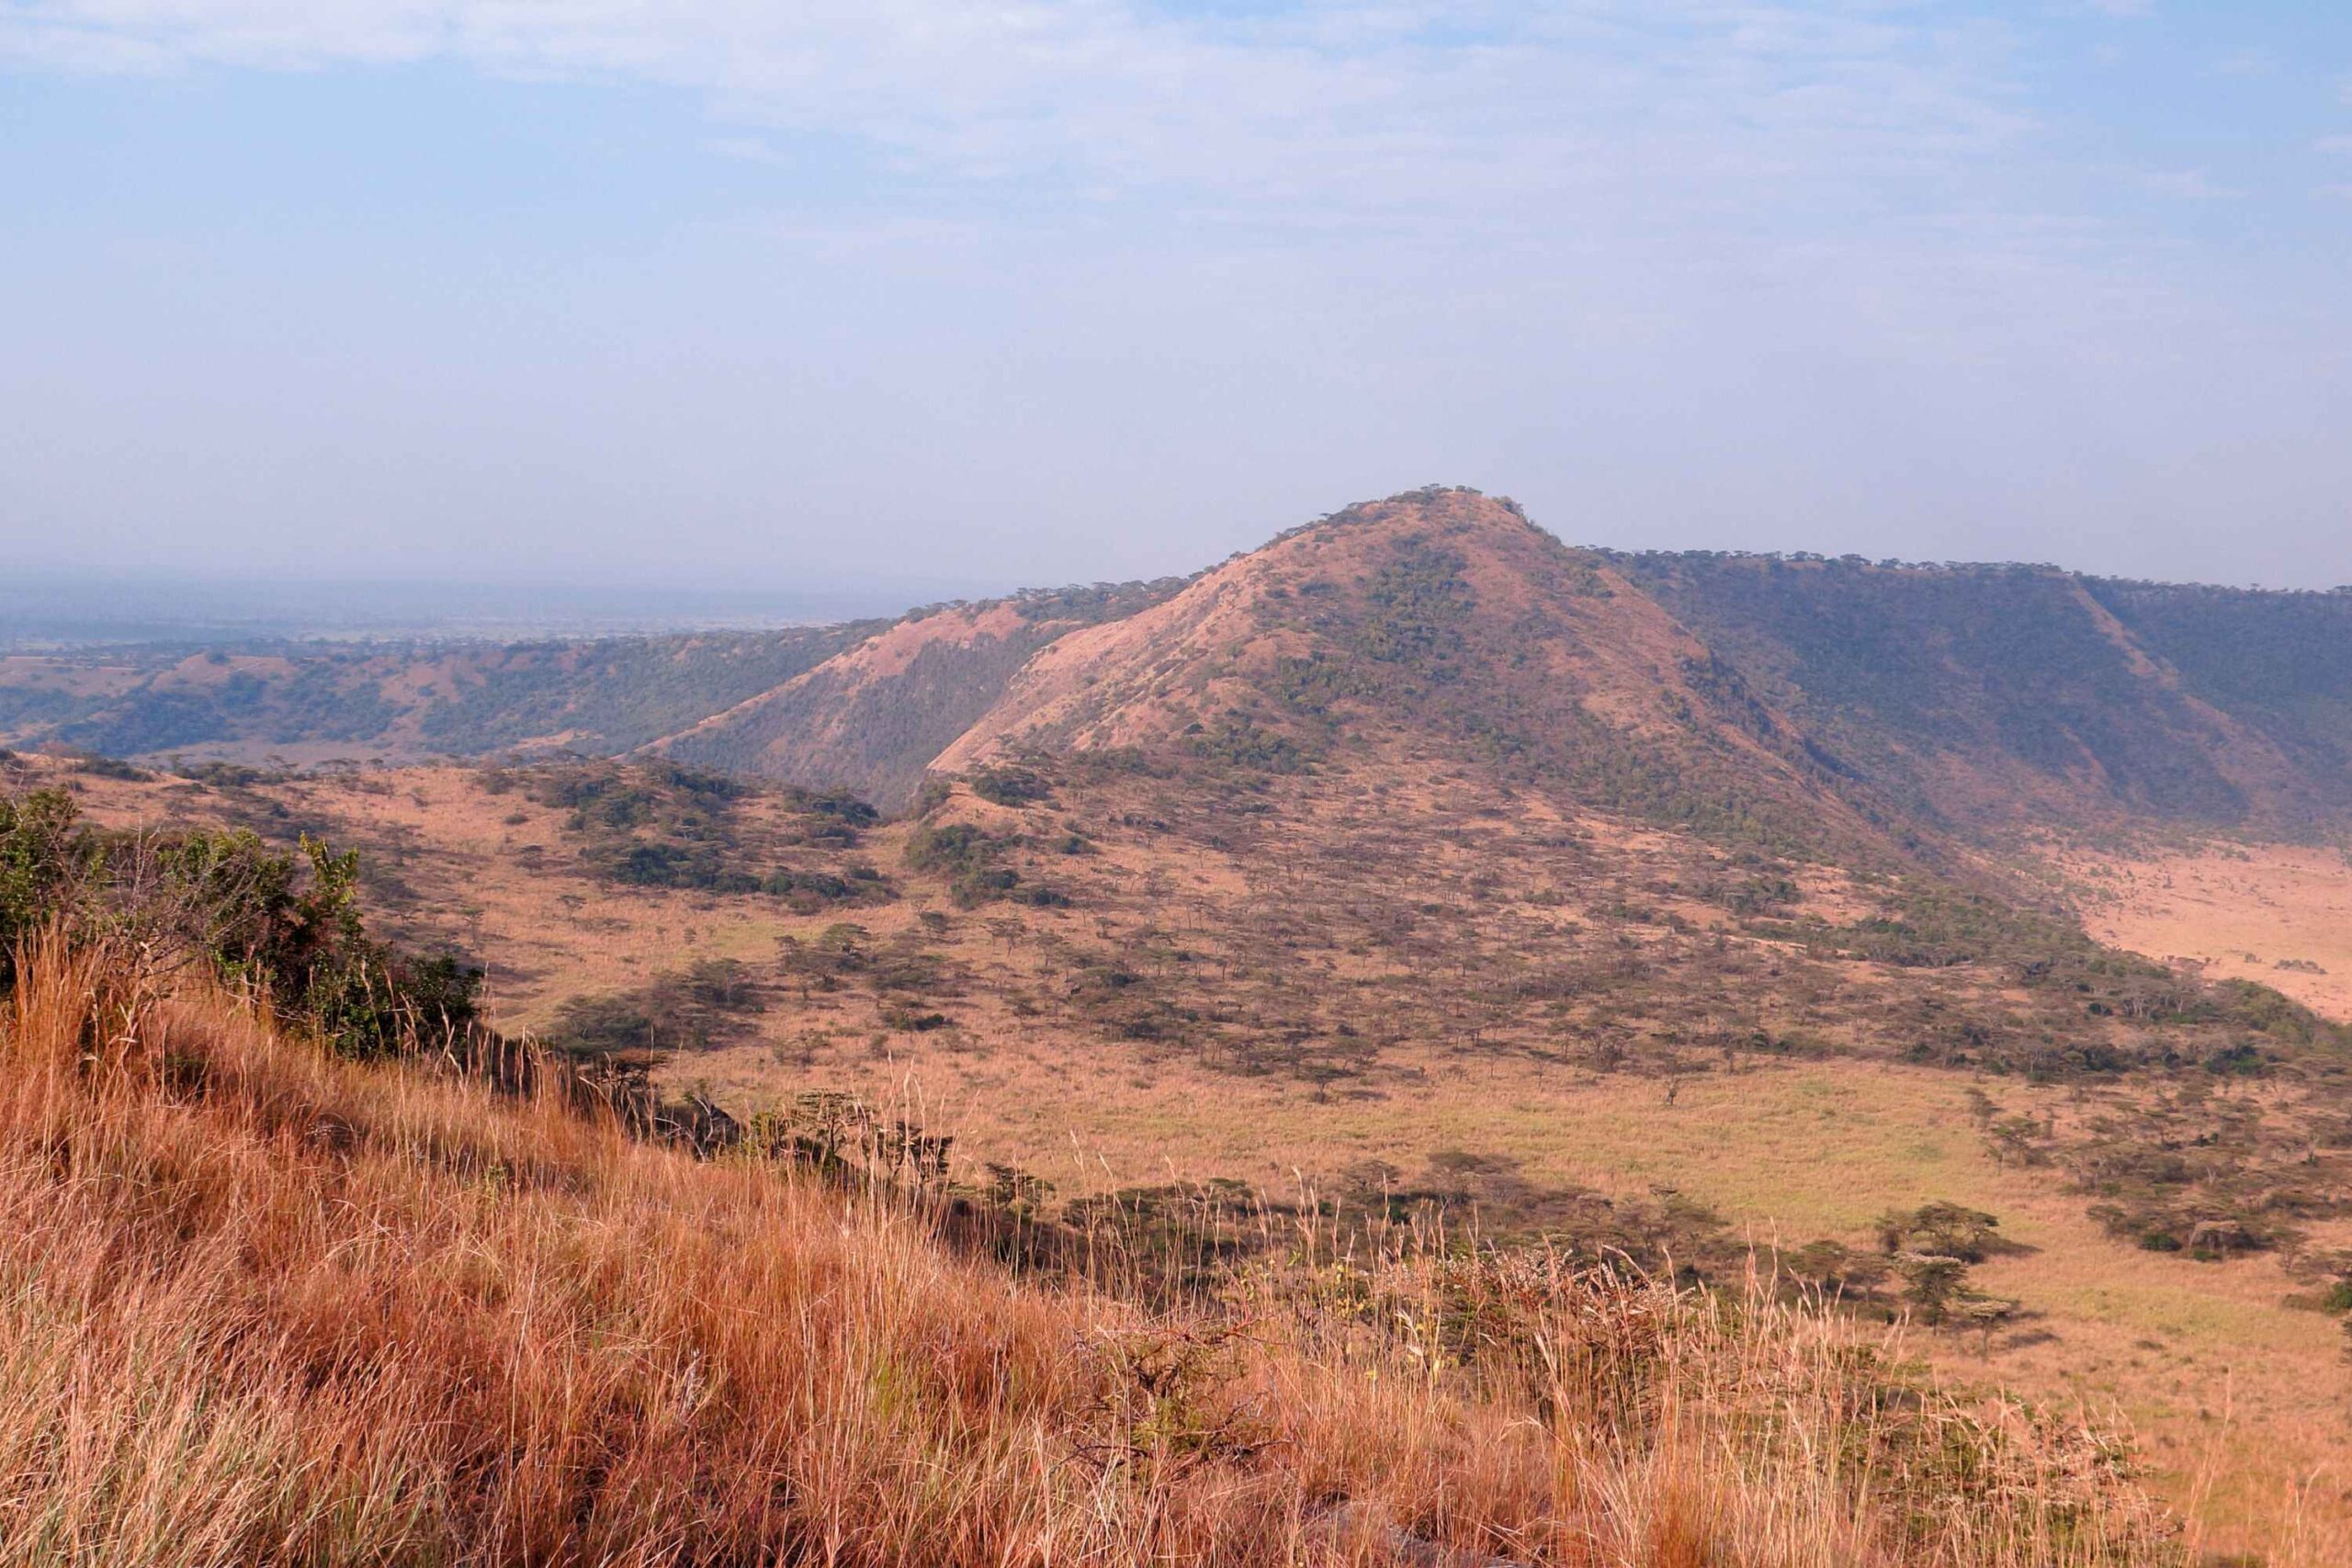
[15,488,2348,852]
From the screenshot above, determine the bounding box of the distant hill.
[0,626,878,765]
[5,490,2346,840]
[652,580,1186,811]
[1618,551,2352,832]
[921,490,1891,859]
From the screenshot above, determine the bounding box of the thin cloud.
[2135,169,2235,200]
[0,3,2038,240]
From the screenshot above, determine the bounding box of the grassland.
[2064,839,2352,1023]
[0,931,2191,1566]
[22,750,2352,1559]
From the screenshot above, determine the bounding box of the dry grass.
[0,938,2189,1568]
[36,758,2352,1557]
[2061,839,2352,1024]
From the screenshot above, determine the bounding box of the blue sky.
[2,2,2348,594]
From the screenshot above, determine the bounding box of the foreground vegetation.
[0,857,2192,1565]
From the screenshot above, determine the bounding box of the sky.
[2,2,2348,599]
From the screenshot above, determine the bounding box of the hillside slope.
[0,933,2177,1566]
[930,490,1894,859]
[0,625,876,763]
[1619,550,2352,832]
[650,579,1185,811]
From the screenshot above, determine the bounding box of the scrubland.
[31,751,2352,1559]
[0,930,2203,1567]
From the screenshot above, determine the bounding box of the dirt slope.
[931,488,1897,863]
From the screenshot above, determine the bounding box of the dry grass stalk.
[0,937,2189,1566]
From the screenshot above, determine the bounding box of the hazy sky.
[4,3,2348,596]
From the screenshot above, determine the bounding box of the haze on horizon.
[3,1,2348,597]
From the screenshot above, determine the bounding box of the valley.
[9,488,2352,1559]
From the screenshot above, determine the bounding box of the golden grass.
[44,760,2352,1559]
[2060,839,2352,1025]
[679,1039,2352,1562]
[0,939,2189,1567]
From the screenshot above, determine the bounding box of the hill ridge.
[4,487,2346,839]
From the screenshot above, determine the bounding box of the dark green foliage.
[905,821,1035,907]
[526,761,884,899]
[1747,883,2350,1075]
[1008,578,1192,626]
[533,760,749,822]
[1186,712,1311,775]
[151,829,481,1057]
[2065,1083,2326,1260]
[548,958,763,1055]
[0,785,479,1056]
[969,765,1052,808]
[181,761,267,788]
[1266,652,1363,716]
[535,761,756,890]
[588,840,762,893]
[1359,538,1476,671]
[762,865,888,911]
[777,784,880,837]
[904,821,997,874]
[0,788,91,989]
[69,751,152,781]
[776,922,875,995]
[1876,1201,2007,1264]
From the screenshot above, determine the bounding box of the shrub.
[550,959,763,1055]
[0,788,90,990]
[969,765,1051,807]
[0,786,479,1056]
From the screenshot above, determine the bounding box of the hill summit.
[6,486,2347,844]
[658,487,2352,848]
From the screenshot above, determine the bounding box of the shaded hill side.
[2085,579,2352,797]
[0,625,876,762]
[1618,550,2350,833]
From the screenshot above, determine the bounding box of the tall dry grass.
[0,938,2181,1567]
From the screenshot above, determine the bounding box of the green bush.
[0,789,92,990]
[969,766,1051,808]
[0,786,480,1056]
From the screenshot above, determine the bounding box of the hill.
[654,580,1185,811]
[921,491,1900,862]
[653,489,2352,846]
[5,489,2346,845]
[0,625,877,766]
